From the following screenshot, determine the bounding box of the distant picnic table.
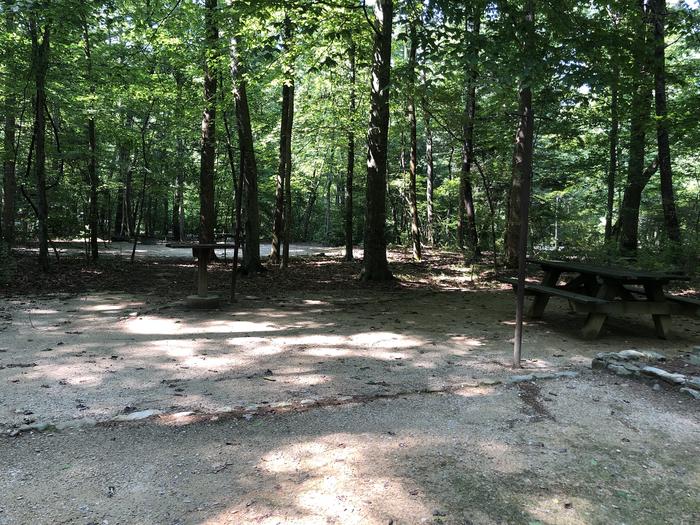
[500,259,699,339]
[166,242,236,307]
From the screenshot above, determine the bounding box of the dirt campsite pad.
[1,249,699,523]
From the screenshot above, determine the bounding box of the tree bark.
[361,0,393,281]
[344,38,356,261]
[619,5,653,255]
[2,0,16,245]
[29,15,51,271]
[406,16,421,261]
[651,0,681,243]
[459,5,482,257]
[281,74,294,268]
[199,0,218,261]
[605,72,619,242]
[423,109,434,246]
[82,17,99,260]
[505,0,535,270]
[230,25,262,273]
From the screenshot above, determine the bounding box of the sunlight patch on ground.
[525,495,591,525]
[26,308,59,315]
[79,303,130,312]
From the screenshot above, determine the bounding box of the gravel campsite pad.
[1,249,699,523]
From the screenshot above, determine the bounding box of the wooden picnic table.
[166,242,236,306]
[501,259,697,339]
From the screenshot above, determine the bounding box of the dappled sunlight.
[123,315,279,336]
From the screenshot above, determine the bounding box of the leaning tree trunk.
[2,0,17,245]
[361,0,393,281]
[199,0,218,261]
[459,4,482,257]
[619,5,653,255]
[230,25,262,273]
[406,16,421,261]
[30,16,50,271]
[651,0,681,244]
[344,38,356,261]
[83,17,99,260]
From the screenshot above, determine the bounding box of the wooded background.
[1,0,698,278]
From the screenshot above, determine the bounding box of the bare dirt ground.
[1,247,699,524]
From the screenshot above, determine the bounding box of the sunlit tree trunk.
[361,0,393,281]
[199,0,218,260]
[230,22,262,273]
[406,16,421,260]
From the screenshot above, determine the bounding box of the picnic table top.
[165,242,237,249]
[528,258,690,282]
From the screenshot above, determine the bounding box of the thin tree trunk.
[605,73,619,242]
[30,15,50,271]
[344,38,356,261]
[230,23,262,273]
[362,0,393,281]
[302,171,320,241]
[652,0,681,243]
[423,109,434,246]
[199,0,218,261]
[459,5,482,257]
[2,1,17,245]
[82,17,99,260]
[512,0,535,367]
[406,17,421,260]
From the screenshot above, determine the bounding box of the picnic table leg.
[644,282,671,339]
[580,281,619,339]
[528,270,561,318]
[197,254,208,296]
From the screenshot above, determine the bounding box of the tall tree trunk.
[281,73,294,268]
[619,5,653,255]
[199,0,218,261]
[272,15,294,267]
[30,15,50,271]
[505,0,535,270]
[652,0,681,244]
[344,38,356,261]
[361,0,393,281]
[605,72,619,242]
[230,24,262,273]
[423,109,434,246]
[172,74,186,242]
[406,16,421,261]
[83,17,99,260]
[2,1,16,245]
[459,4,482,257]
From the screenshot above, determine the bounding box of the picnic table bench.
[500,259,695,339]
[166,242,236,308]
